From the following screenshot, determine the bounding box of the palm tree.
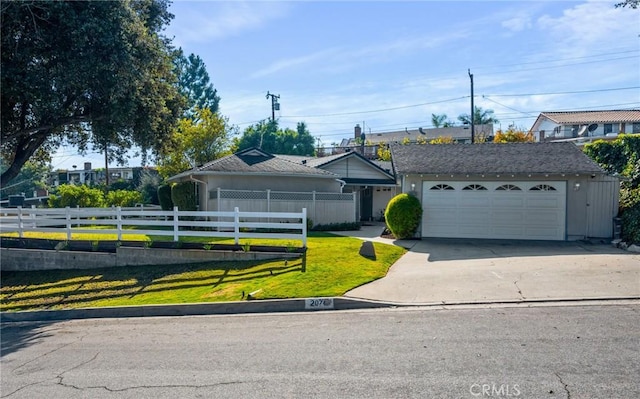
[431,113,454,128]
[457,106,499,126]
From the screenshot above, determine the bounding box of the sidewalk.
[338,225,640,305]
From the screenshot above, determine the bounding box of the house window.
[553,126,562,137]
[496,184,522,191]
[530,184,556,191]
[539,130,545,141]
[430,184,454,190]
[462,184,487,191]
[633,123,640,134]
[571,125,579,138]
[604,124,613,134]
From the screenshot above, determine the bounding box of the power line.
[470,49,639,71]
[483,86,640,98]
[280,96,469,118]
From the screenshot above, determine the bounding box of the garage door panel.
[493,197,525,207]
[524,211,562,224]
[493,211,525,224]
[493,226,525,236]
[422,181,566,241]
[459,197,490,207]
[426,196,457,207]
[457,210,491,222]
[525,226,562,238]
[527,197,563,208]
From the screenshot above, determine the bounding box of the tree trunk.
[0,134,48,186]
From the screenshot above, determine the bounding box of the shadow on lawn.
[1,260,303,312]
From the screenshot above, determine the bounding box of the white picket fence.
[0,206,307,246]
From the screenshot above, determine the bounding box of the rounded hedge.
[157,184,174,210]
[171,181,197,211]
[384,193,423,239]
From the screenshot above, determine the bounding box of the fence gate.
[586,180,619,238]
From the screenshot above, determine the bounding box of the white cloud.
[167,1,291,44]
[249,30,469,79]
[502,15,533,32]
[250,48,342,79]
[536,0,636,45]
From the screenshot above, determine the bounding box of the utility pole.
[468,69,475,144]
[266,91,280,121]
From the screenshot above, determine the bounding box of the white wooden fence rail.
[0,206,307,246]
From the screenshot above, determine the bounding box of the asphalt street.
[2,303,639,399]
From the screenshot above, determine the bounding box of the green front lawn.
[0,233,406,312]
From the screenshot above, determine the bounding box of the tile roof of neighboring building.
[390,142,605,175]
[539,110,640,124]
[169,148,338,181]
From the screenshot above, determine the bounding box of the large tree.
[615,0,639,8]
[157,107,235,178]
[232,120,316,156]
[174,49,220,118]
[1,0,185,186]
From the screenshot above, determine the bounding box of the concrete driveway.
[342,225,640,304]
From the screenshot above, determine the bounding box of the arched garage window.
[430,184,454,190]
[496,184,522,191]
[462,184,487,191]
[530,184,557,191]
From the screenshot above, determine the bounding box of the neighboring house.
[52,162,146,186]
[167,147,396,224]
[335,124,495,158]
[391,142,619,241]
[530,110,640,142]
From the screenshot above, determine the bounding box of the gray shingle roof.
[276,151,395,178]
[170,148,338,180]
[390,142,605,175]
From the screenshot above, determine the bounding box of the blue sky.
[52,0,639,170]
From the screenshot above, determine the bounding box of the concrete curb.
[2,296,639,323]
[0,297,398,323]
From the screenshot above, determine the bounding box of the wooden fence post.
[267,189,271,213]
[17,206,24,238]
[116,206,123,241]
[65,206,72,240]
[173,206,179,241]
[234,207,240,245]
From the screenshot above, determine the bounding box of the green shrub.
[106,189,142,207]
[621,202,640,244]
[109,179,135,191]
[171,181,197,211]
[157,184,174,210]
[384,193,422,239]
[619,186,640,212]
[48,185,105,208]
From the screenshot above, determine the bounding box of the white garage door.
[421,181,566,240]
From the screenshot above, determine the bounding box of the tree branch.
[2,114,92,142]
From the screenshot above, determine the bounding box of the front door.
[360,187,373,221]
